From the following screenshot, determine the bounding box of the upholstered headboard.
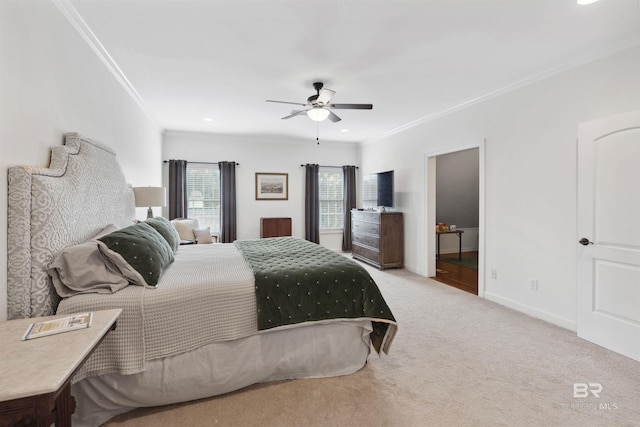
[7,133,136,319]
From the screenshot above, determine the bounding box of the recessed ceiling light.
[340,129,349,133]
[577,0,599,5]
[203,117,214,122]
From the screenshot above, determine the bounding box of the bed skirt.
[72,320,373,426]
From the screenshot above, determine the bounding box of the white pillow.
[171,218,200,240]
[48,224,129,297]
[194,227,213,244]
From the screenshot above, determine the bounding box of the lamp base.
[146,207,153,219]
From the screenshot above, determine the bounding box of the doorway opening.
[435,251,479,294]
[425,141,485,297]
[434,148,479,294]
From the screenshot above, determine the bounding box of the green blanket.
[234,237,397,354]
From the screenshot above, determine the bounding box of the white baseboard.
[404,263,425,276]
[484,292,577,332]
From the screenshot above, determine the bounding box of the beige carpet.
[105,265,640,427]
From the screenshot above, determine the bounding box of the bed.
[7,133,397,426]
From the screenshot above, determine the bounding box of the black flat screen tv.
[363,170,394,209]
[376,170,394,208]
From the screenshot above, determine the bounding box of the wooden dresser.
[351,210,403,269]
[260,217,292,238]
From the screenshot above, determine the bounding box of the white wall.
[0,1,162,321]
[436,148,479,228]
[163,131,360,250]
[360,45,640,330]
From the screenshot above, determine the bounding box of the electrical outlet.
[530,279,539,291]
[490,270,497,280]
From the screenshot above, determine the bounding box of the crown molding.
[363,39,640,146]
[52,0,159,127]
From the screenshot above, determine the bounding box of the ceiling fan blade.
[327,110,342,123]
[328,103,373,110]
[281,109,309,120]
[316,88,335,105]
[266,100,308,107]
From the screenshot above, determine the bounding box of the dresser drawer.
[352,232,379,249]
[352,243,380,263]
[351,210,380,224]
[352,220,380,236]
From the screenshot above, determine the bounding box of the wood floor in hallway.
[433,251,478,295]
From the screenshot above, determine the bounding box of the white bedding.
[59,243,381,426]
[57,243,259,379]
[72,320,372,427]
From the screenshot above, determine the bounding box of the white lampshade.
[307,107,330,122]
[133,187,166,218]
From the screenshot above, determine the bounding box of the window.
[319,167,344,230]
[186,164,220,233]
[362,173,377,210]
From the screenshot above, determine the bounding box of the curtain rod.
[163,160,239,165]
[300,164,358,169]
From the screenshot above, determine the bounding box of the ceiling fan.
[266,82,373,123]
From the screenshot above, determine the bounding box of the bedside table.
[0,309,121,427]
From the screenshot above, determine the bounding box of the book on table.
[23,312,93,340]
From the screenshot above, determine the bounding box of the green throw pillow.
[98,222,174,287]
[145,216,180,253]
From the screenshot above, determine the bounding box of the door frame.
[424,139,486,297]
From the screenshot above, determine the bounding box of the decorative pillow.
[48,224,130,297]
[146,216,180,253]
[171,218,200,240]
[194,227,213,244]
[97,222,174,287]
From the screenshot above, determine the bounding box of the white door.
[577,109,640,362]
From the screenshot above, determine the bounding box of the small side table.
[436,230,465,260]
[0,309,121,427]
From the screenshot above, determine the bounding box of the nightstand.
[0,309,121,427]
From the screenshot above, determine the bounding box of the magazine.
[23,312,93,340]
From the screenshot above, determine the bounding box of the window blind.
[362,173,377,209]
[186,163,221,232]
[319,167,344,229]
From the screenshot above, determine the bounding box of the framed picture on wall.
[255,173,288,200]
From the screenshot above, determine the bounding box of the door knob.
[579,238,594,246]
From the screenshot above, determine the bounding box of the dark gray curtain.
[304,163,320,244]
[219,161,237,243]
[342,165,357,251]
[168,160,187,219]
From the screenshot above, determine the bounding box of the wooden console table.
[436,229,464,260]
[0,309,121,427]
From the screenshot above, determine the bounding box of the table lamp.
[133,187,166,219]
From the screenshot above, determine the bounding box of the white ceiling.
[68,0,640,144]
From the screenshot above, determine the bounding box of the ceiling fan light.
[307,107,330,122]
